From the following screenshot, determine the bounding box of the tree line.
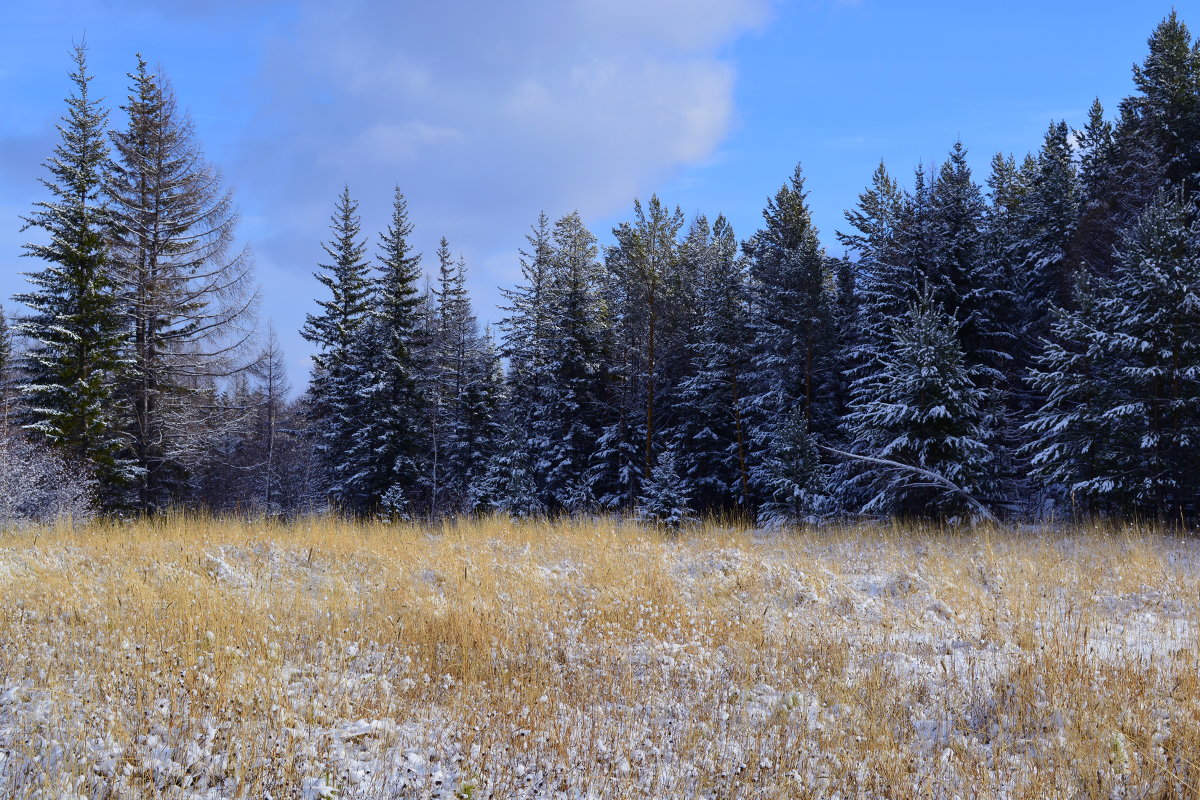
[5,13,1200,524]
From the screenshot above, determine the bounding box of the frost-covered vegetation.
[6,13,1200,525]
[2,517,1199,798]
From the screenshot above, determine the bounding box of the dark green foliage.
[757,408,827,526]
[15,45,132,506]
[844,298,993,520]
[351,187,428,517]
[673,215,753,513]
[638,448,692,527]
[1028,193,1200,517]
[301,187,374,511]
[744,165,836,505]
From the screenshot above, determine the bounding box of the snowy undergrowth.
[1,517,1198,798]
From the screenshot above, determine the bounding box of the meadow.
[1,516,1198,798]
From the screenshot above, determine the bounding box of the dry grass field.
[2,516,1199,798]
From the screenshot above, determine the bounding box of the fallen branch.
[818,445,999,524]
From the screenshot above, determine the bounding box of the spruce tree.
[351,186,427,517]
[1081,15,1200,279]
[981,150,1032,375]
[839,160,911,363]
[1017,122,1079,343]
[15,44,131,504]
[1069,99,1121,278]
[301,187,374,511]
[539,212,611,511]
[637,448,692,528]
[426,240,491,514]
[1128,12,1200,192]
[0,305,11,414]
[843,297,993,520]
[462,330,506,512]
[926,142,1015,383]
[836,160,910,501]
[1027,193,1200,517]
[757,408,828,527]
[0,304,15,437]
[1024,275,1126,515]
[672,215,753,513]
[495,213,557,510]
[477,421,545,518]
[744,164,835,502]
[605,196,686,500]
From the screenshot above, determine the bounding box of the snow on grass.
[1,516,1199,798]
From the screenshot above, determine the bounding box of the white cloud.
[338,122,465,167]
[209,0,773,387]
[241,0,769,264]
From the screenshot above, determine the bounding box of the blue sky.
[2,0,1195,387]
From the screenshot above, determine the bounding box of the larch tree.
[106,56,259,512]
[247,322,290,514]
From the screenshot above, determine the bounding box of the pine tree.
[106,56,260,512]
[350,186,427,517]
[605,196,685,501]
[15,44,131,505]
[843,297,994,520]
[1027,193,1200,517]
[301,187,374,511]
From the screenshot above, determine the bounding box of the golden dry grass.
[1,516,1199,798]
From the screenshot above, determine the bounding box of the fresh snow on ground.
[1,522,1197,797]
